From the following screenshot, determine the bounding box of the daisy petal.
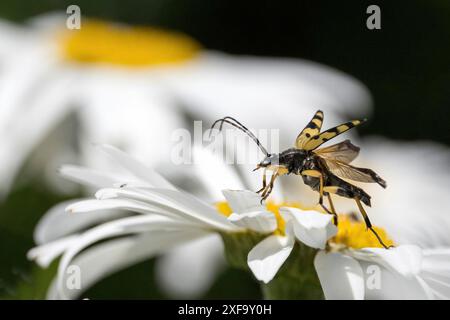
[59,165,130,188]
[314,251,364,300]
[0,63,75,196]
[420,272,450,299]
[67,198,164,215]
[48,230,204,299]
[163,53,371,127]
[422,248,450,273]
[124,188,239,231]
[228,211,277,233]
[191,146,246,201]
[34,199,128,244]
[420,248,450,299]
[55,215,200,298]
[357,261,431,300]
[247,234,294,284]
[97,144,177,190]
[280,208,337,249]
[353,245,423,277]
[155,234,226,298]
[222,189,265,213]
[27,235,79,268]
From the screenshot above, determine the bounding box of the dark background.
[0,0,448,299]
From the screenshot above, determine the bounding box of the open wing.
[314,140,360,164]
[322,158,387,188]
[303,119,366,151]
[295,110,324,149]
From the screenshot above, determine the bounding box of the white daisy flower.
[0,13,371,196]
[223,190,337,285]
[157,136,450,297]
[314,215,450,300]
[28,144,337,299]
[29,144,450,300]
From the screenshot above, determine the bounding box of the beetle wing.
[322,158,386,188]
[313,140,360,163]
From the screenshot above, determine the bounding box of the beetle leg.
[319,188,339,226]
[256,169,267,194]
[260,171,279,203]
[327,193,338,225]
[301,169,324,204]
[355,198,393,249]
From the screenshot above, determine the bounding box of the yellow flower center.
[216,201,394,249]
[330,215,394,249]
[58,20,200,67]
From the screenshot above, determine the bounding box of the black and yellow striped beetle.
[211,110,391,249]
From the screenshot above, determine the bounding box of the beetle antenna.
[210,117,270,156]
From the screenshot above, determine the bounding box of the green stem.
[261,243,323,299]
[220,232,324,300]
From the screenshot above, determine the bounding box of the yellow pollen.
[331,215,394,249]
[216,202,233,217]
[216,201,317,236]
[58,20,200,67]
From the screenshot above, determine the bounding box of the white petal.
[54,215,203,298]
[280,207,337,249]
[0,20,28,58]
[34,199,128,244]
[77,73,183,174]
[48,230,204,299]
[67,198,164,215]
[347,246,437,299]
[66,197,209,232]
[97,144,177,190]
[191,146,246,201]
[247,234,294,284]
[0,58,76,196]
[59,165,131,189]
[155,234,225,298]
[357,261,431,300]
[420,272,450,300]
[228,211,277,233]
[27,236,79,268]
[163,53,371,127]
[423,248,450,270]
[420,248,450,299]
[352,245,423,277]
[112,187,239,231]
[314,251,364,300]
[93,188,195,223]
[222,189,265,213]
[350,138,450,248]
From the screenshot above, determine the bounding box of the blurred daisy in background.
[0,12,371,197]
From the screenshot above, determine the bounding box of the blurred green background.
[0,0,449,299]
